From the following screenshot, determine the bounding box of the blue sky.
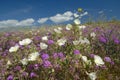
[0,0,120,27]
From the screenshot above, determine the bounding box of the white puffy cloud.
[0,18,35,28]
[98,11,104,14]
[80,12,88,17]
[38,18,48,24]
[16,18,34,26]
[0,10,89,28]
[0,20,18,28]
[49,11,73,23]
[38,11,88,24]
[63,11,73,17]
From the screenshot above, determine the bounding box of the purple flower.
[0,60,3,66]
[95,65,100,70]
[101,65,107,69]
[1,52,7,57]
[0,48,2,51]
[9,41,16,46]
[47,32,52,36]
[99,36,107,43]
[1,70,6,74]
[89,54,95,58]
[27,45,31,49]
[110,61,115,65]
[58,52,64,58]
[83,29,88,34]
[14,66,21,71]
[37,44,40,47]
[94,27,99,32]
[30,72,37,78]
[22,72,28,77]
[54,64,61,70]
[28,64,34,70]
[37,47,40,50]
[53,53,58,59]
[41,53,49,60]
[19,45,24,49]
[34,36,40,41]
[5,33,11,37]
[47,40,54,44]
[34,64,39,70]
[114,39,119,44]
[43,60,51,68]
[104,57,111,63]
[73,50,80,55]
[7,75,13,80]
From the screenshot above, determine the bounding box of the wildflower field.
[0,12,120,80]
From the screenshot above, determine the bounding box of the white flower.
[58,27,63,30]
[7,60,12,65]
[20,58,28,65]
[94,55,104,66]
[57,38,67,46]
[81,56,88,63]
[79,38,83,43]
[79,32,82,35]
[37,30,40,33]
[9,45,19,53]
[74,19,81,25]
[78,25,86,29]
[84,38,90,44]
[54,28,62,34]
[40,42,48,49]
[79,38,90,44]
[6,60,12,68]
[42,36,48,41]
[86,72,97,80]
[86,60,92,65]
[28,52,40,61]
[73,40,80,45]
[66,24,72,30]
[90,32,96,37]
[73,13,79,18]
[81,56,92,65]
[19,38,32,46]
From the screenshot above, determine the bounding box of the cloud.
[0,18,35,28]
[63,11,73,17]
[98,11,104,14]
[0,10,89,28]
[109,10,113,12]
[16,18,35,26]
[49,11,73,23]
[80,11,88,17]
[0,20,18,28]
[38,18,48,24]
